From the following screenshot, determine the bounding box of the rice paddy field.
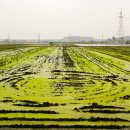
[0,44,130,129]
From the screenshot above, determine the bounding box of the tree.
[112,36,116,41]
[126,40,130,44]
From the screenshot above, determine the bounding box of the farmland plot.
[0,45,130,129]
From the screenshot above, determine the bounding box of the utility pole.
[118,9,125,43]
[102,33,104,43]
[69,33,72,42]
[8,34,10,43]
[38,34,40,45]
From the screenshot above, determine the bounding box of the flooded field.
[0,44,130,129]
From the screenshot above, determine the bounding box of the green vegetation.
[0,44,130,128]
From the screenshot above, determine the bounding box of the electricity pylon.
[118,9,125,43]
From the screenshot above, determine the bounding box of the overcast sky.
[0,0,130,39]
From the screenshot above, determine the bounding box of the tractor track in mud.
[0,46,130,128]
[71,48,112,74]
[0,47,60,84]
[76,47,130,74]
